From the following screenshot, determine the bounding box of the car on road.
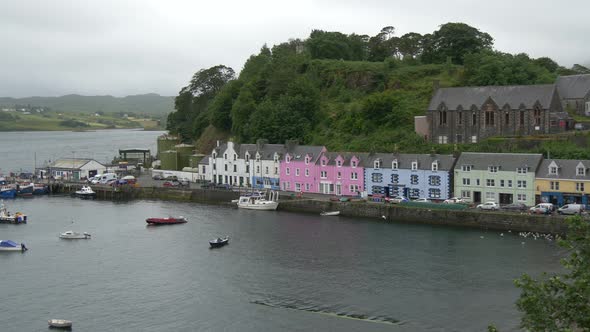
[163,181,180,187]
[389,196,409,204]
[413,198,430,203]
[502,202,528,211]
[178,177,190,186]
[164,175,178,181]
[557,204,584,215]
[443,197,465,204]
[530,203,554,215]
[152,174,164,180]
[476,202,499,210]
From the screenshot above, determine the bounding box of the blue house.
[363,153,456,200]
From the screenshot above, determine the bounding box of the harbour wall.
[54,183,568,234]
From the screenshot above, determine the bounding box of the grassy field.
[0,112,163,131]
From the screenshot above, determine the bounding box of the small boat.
[320,211,340,216]
[237,191,279,211]
[146,216,188,225]
[209,236,229,248]
[33,184,49,195]
[75,186,96,198]
[0,186,17,199]
[0,240,27,252]
[59,231,91,239]
[17,183,34,197]
[48,319,72,328]
[0,200,27,223]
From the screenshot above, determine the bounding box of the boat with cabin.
[17,183,34,197]
[237,191,279,211]
[0,186,17,199]
[59,231,91,239]
[146,216,188,225]
[33,184,49,195]
[0,240,27,252]
[75,185,96,198]
[48,319,72,328]
[209,236,229,248]
[0,200,27,223]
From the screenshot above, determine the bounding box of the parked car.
[413,198,430,203]
[163,181,180,187]
[152,174,164,180]
[530,203,554,215]
[178,177,190,186]
[164,175,178,181]
[200,182,215,189]
[557,204,585,215]
[502,202,528,211]
[389,196,409,204]
[476,202,499,210]
[214,184,231,190]
[443,197,465,204]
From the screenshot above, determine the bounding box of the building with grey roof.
[556,74,590,116]
[536,158,590,207]
[426,83,571,144]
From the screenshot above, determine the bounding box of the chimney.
[216,140,220,147]
[433,80,440,92]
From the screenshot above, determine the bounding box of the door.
[336,184,342,196]
[474,191,482,203]
[499,193,513,205]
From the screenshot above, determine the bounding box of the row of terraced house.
[199,140,590,208]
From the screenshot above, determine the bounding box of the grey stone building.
[556,74,590,116]
[427,84,570,144]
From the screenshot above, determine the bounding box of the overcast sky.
[1,0,588,98]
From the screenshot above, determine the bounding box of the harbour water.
[0,129,164,173]
[0,197,562,331]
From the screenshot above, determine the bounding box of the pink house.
[314,152,367,196]
[280,144,326,194]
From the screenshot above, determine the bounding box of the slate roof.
[363,153,456,171]
[321,152,371,166]
[50,158,103,169]
[456,152,542,171]
[427,84,557,111]
[286,145,325,162]
[536,159,590,180]
[240,143,286,160]
[556,74,590,99]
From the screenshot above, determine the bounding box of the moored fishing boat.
[59,231,91,239]
[33,184,49,195]
[0,200,27,223]
[48,319,72,328]
[209,236,229,248]
[75,186,96,198]
[0,186,17,199]
[17,183,34,197]
[237,191,279,211]
[0,240,27,252]
[146,216,188,225]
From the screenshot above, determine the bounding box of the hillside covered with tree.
[167,22,590,155]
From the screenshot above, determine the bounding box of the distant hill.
[0,93,174,116]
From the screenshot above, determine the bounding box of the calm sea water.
[0,197,562,331]
[0,129,164,174]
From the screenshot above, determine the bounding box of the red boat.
[146,216,188,225]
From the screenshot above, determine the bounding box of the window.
[374,160,381,169]
[245,154,249,162]
[461,165,472,172]
[456,134,463,143]
[295,183,301,192]
[224,153,227,160]
[371,173,383,183]
[320,171,327,178]
[517,194,527,202]
[224,164,228,171]
[476,179,480,186]
[437,136,448,144]
[274,167,278,175]
[577,182,585,191]
[577,167,585,176]
[295,168,300,176]
[256,166,260,173]
[410,175,419,185]
[285,182,290,190]
[305,183,310,191]
[550,166,558,174]
[431,162,438,171]
[505,112,509,125]
[500,180,505,187]
[213,163,216,170]
[534,108,541,126]
[246,165,249,173]
[519,110,525,127]
[391,174,399,184]
[429,188,441,198]
[461,190,471,198]
[411,162,418,170]
[462,178,470,185]
[429,176,441,186]
[485,111,494,126]
[265,167,269,175]
[458,112,463,125]
[202,165,206,173]
[233,165,237,172]
[392,160,398,170]
[256,154,260,161]
[471,136,477,143]
[517,167,527,174]
[485,192,495,201]
[337,172,342,179]
[285,167,290,175]
[508,180,513,188]
[517,180,527,189]
[486,179,495,187]
[351,160,357,168]
[439,110,447,125]
[550,181,559,190]
[472,112,477,126]
[488,166,498,173]
[305,169,309,177]
[349,184,359,193]
[409,188,420,198]
[213,153,217,159]
[336,160,342,167]
[304,157,309,165]
[586,102,590,113]
[351,172,358,180]
[321,159,326,166]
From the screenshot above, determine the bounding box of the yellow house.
[535,159,590,207]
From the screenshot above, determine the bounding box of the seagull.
[480,236,484,239]
[500,233,504,237]
[382,215,386,220]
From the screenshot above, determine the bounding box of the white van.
[530,203,554,214]
[557,204,585,215]
[92,173,118,184]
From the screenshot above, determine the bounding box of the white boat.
[0,200,27,223]
[320,211,340,216]
[59,231,91,239]
[75,186,96,198]
[48,319,72,328]
[0,240,27,251]
[237,191,279,211]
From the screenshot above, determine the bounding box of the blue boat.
[17,183,34,197]
[33,184,48,195]
[0,187,17,199]
[0,240,27,251]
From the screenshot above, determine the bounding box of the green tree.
[422,22,493,64]
[398,32,424,59]
[515,215,590,331]
[230,86,257,141]
[209,80,241,131]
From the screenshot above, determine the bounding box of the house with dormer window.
[535,159,590,207]
[454,152,542,206]
[364,153,456,200]
[280,141,326,193]
[313,152,368,196]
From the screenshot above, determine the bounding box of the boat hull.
[0,189,17,199]
[48,319,72,328]
[209,238,229,248]
[237,202,279,210]
[320,211,340,216]
[146,217,187,225]
[59,232,91,239]
[17,184,34,196]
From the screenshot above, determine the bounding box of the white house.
[48,158,107,180]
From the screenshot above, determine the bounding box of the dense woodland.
[166,22,590,157]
